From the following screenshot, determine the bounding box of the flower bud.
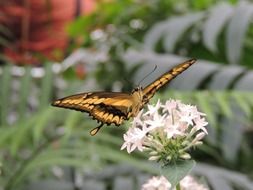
[180,153,191,160]
[149,155,161,161]
[166,155,172,161]
[193,141,203,146]
[195,132,206,141]
[149,151,158,156]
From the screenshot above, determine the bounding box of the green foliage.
[67,0,251,68]
[0,65,11,126]
[144,1,253,66]
[95,53,143,92]
[39,63,54,109]
[0,71,252,188]
[1,0,253,189]
[68,0,229,53]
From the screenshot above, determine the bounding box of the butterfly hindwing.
[142,59,196,104]
[52,92,134,126]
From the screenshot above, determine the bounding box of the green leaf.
[161,159,196,187]
[144,13,204,52]
[226,2,253,64]
[203,2,233,53]
[9,112,44,155]
[39,63,53,109]
[33,108,55,143]
[194,92,217,126]
[214,92,232,118]
[0,127,16,147]
[0,65,12,126]
[63,112,83,138]
[163,13,204,52]
[14,157,90,188]
[18,66,32,121]
[232,92,251,117]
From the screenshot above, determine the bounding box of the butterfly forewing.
[52,92,134,126]
[142,59,196,104]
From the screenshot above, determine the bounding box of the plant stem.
[176,183,181,190]
[4,134,62,190]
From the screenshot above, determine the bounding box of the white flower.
[132,109,145,127]
[142,176,171,190]
[120,125,148,153]
[193,117,208,134]
[121,99,208,162]
[145,113,165,131]
[144,99,161,117]
[163,117,183,139]
[194,132,206,141]
[141,175,209,190]
[178,110,194,126]
[162,99,180,113]
[180,176,209,190]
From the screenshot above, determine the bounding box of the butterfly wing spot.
[62,100,70,104]
[69,99,78,104]
[119,117,123,125]
[52,100,62,106]
[75,99,85,104]
[107,114,113,121]
[113,116,119,123]
[172,71,179,75]
[93,98,105,104]
[98,111,105,118]
[89,105,94,109]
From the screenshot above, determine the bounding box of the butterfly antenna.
[90,123,103,136]
[123,77,132,86]
[138,65,157,86]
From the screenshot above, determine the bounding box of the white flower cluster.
[142,176,171,190]
[180,176,209,190]
[142,175,209,190]
[121,99,208,161]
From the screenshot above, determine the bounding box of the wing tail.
[90,123,104,136]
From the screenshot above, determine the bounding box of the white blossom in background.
[142,176,171,190]
[180,176,209,190]
[141,175,209,190]
[121,99,208,162]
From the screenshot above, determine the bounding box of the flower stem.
[176,183,181,190]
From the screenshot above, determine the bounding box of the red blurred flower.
[0,0,96,65]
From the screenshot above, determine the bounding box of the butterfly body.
[52,59,196,135]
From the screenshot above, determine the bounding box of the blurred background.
[0,0,253,189]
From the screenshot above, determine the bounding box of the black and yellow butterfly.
[52,59,196,135]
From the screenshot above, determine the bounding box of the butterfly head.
[131,86,144,101]
[132,86,142,93]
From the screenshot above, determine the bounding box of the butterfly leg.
[90,123,104,136]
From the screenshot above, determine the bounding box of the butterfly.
[52,59,196,135]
